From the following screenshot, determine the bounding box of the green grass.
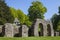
[0,37,60,40]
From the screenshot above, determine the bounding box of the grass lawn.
[0,37,60,40]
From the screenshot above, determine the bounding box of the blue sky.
[5,0,60,20]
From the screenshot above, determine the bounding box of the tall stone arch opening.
[47,21,54,36]
[47,24,51,36]
[39,23,43,36]
[30,19,47,36]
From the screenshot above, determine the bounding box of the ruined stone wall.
[0,23,29,37]
[29,19,47,36]
[29,19,54,37]
[0,19,59,37]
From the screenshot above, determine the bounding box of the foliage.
[28,1,47,22]
[10,7,18,18]
[24,15,32,27]
[17,9,26,24]
[51,14,58,30]
[51,13,60,30]
[58,6,60,15]
[17,10,32,26]
[0,1,14,25]
[10,8,31,27]
[0,18,6,25]
[51,6,60,31]
[57,21,60,31]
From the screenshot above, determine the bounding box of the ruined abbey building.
[0,18,60,37]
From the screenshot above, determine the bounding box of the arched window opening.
[38,23,43,36]
[47,24,51,36]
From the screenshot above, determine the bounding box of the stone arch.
[30,19,47,36]
[46,21,54,36]
[39,23,43,36]
[47,24,51,36]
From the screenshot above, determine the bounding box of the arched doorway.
[47,24,51,36]
[38,23,43,36]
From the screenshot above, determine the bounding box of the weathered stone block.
[13,24,20,37]
[19,25,28,37]
[4,23,14,37]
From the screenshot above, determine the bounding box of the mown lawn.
[0,37,60,40]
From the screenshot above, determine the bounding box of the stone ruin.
[4,23,14,37]
[28,19,54,37]
[0,18,59,37]
[19,25,28,37]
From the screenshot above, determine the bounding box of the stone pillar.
[43,24,47,36]
[4,23,14,37]
[33,19,40,36]
[19,25,28,37]
[49,21,54,36]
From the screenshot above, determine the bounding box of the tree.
[10,7,18,18]
[10,8,31,27]
[51,7,60,31]
[58,6,60,15]
[57,21,60,31]
[0,0,5,2]
[51,14,58,30]
[0,0,14,25]
[10,8,25,24]
[28,1,47,22]
[17,10,32,26]
[24,15,32,27]
[17,9,26,24]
